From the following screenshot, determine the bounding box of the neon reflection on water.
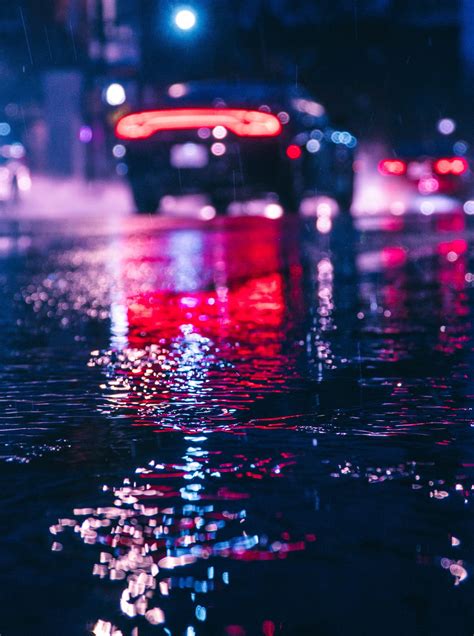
[43,221,474,633]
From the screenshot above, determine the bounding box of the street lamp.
[174,7,197,31]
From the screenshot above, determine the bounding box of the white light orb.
[105,83,126,106]
[174,9,197,31]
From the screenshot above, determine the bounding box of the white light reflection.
[106,236,129,349]
[110,302,129,349]
[306,256,336,381]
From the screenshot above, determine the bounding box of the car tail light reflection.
[433,157,468,176]
[116,108,282,140]
[378,159,407,176]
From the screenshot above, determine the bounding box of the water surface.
[1,214,473,635]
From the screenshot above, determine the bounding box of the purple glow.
[79,126,93,144]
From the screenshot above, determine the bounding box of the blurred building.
[0,0,471,176]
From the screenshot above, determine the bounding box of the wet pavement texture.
[1,211,474,635]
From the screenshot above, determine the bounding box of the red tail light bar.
[378,159,407,176]
[433,157,468,176]
[115,108,282,140]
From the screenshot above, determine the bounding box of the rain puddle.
[1,215,473,635]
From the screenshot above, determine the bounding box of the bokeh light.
[437,118,456,135]
[104,83,126,106]
[174,8,197,31]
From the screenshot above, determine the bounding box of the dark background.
[0,0,471,173]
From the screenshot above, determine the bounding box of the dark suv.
[115,80,355,214]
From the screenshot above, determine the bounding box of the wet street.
[1,210,474,635]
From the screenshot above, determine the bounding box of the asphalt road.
[0,210,473,635]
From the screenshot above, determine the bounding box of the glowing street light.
[104,83,126,106]
[174,8,197,31]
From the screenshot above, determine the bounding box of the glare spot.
[286,144,301,160]
[116,162,128,176]
[198,127,211,139]
[112,144,126,159]
[10,142,25,159]
[212,125,227,139]
[339,131,352,145]
[463,200,474,215]
[264,203,283,219]
[104,83,126,106]
[389,201,405,216]
[199,205,216,220]
[306,139,321,153]
[5,103,18,117]
[293,98,325,117]
[317,202,332,215]
[174,8,197,31]
[79,125,93,144]
[418,177,439,194]
[347,136,358,148]
[17,174,32,191]
[277,111,290,124]
[437,118,456,135]
[211,142,226,156]
[316,216,332,233]
[168,83,188,98]
[420,201,435,215]
[0,122,11,136]
[446,251,458,263]
[454,140,468,155]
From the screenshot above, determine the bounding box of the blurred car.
[114,81,355,214]
[377,142,471,204]
[0,122,31,205]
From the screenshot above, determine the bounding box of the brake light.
[286,144,302,160]
[378,159,407,176]
[433,157,468,176]
[115,108,282,140]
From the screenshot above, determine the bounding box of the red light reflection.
[128,273,285,349]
